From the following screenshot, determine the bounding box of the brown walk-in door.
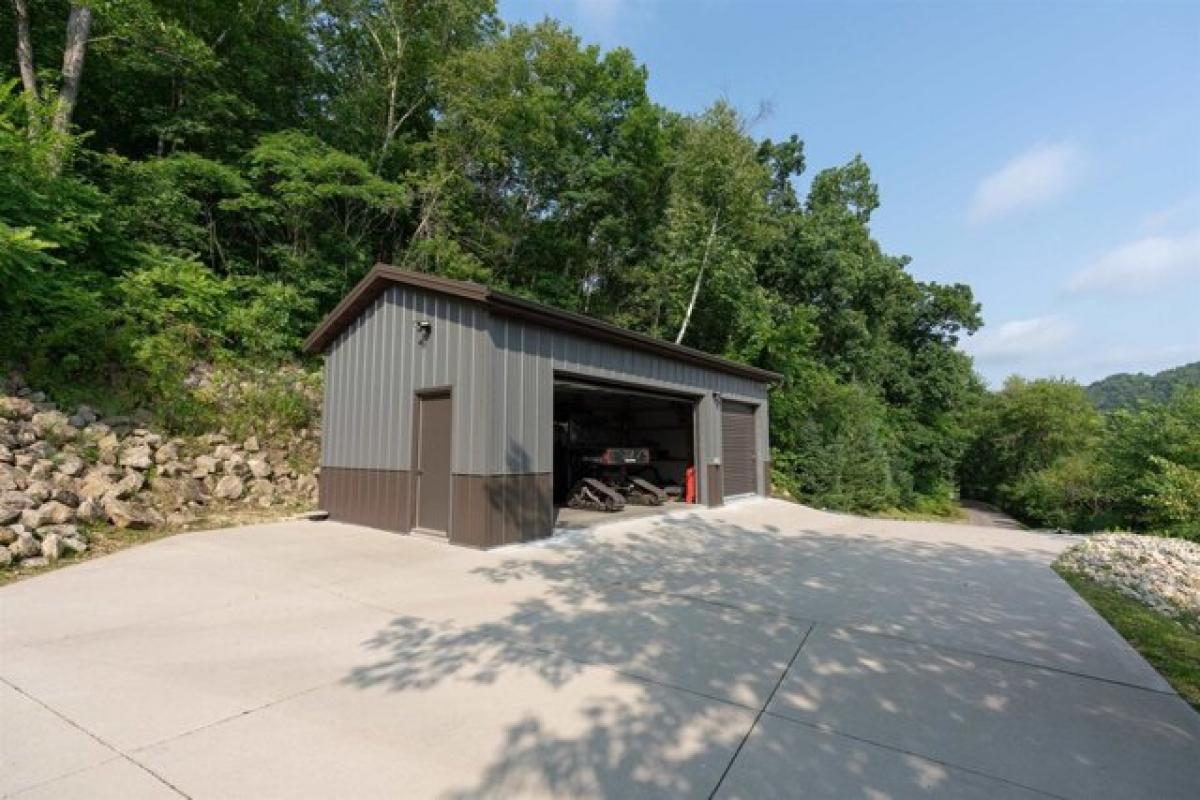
[721,401,757,497]
[415,392,452,534]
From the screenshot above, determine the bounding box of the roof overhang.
[303,264,782,384]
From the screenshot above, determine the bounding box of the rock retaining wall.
[1,380,319,571]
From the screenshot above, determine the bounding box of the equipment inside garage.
[553,379,696,514]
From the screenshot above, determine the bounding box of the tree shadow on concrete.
[342,505,1198,798]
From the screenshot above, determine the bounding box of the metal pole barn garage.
[304,265,780,548]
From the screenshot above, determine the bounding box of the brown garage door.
[721,401,757,497]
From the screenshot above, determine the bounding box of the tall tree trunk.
[12,0,37,97]
[52,4,92,137]
[675,208,721,345]
[47,4,92,173]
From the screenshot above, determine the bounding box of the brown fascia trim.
[304,264,782,384]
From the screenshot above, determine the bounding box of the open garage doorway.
[553,376,699,529]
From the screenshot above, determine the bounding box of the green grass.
[1056,567,1200,711]
[871,506,969,523]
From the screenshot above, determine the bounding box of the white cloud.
[968,142,1082,224]
[1065,231,1200,294]
[965,315,1076,362]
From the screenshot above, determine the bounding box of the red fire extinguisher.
[684,465,696,504]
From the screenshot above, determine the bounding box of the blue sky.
[500,0,1200,385]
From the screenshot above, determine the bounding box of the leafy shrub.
[1139,457,1200,541]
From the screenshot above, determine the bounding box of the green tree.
[413,20,667,310]
[312,0,497,173]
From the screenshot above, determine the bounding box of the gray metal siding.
[320,286,490,473]
[321,288,772,503]
[485,315,770,502]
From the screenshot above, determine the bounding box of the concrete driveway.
[2,499,1197,799]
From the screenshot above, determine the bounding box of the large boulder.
[24,480,52,505]
[35,500,75,526]
[154,441,179,465]
[119,444,154,470]
[56,453,85,477]
[9,531,40,559]
[31,410,75,440]
[41,533,61,562]
[97,433,120,464]
[29,459,54,480]
[192,455,218,478]
[154,476,206,508]
[158,460,188,478]
[79,467,118,502]
[133,430,162,448]
[247,458,272,479]
[108,470,145,500]
[0,396,35,420]
[74,498,103,523]
[51,486,80,508]
[297,475,319,499]
[72,404,98,426]
[0,470,17,494]
[214,475,245,501]
[38,523,80,541]
[174,477,207,505]
[0,525,18,545]
[61,536,87,554]
[0,490,33,525]
[104,499,163,530]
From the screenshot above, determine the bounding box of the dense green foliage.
[1086,361,1200,411]
[963,379,1200,539]
[0,2,1194,534]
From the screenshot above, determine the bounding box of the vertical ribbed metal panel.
[485,315,770,480]
[321,285,491,473]
[321,284,770,496]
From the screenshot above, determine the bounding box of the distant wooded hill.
[1087,362,1200,411]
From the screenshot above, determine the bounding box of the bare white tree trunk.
[52,4,92,138]
[12,0,38,98]
[674,208,721,344]
[45,4,91,173]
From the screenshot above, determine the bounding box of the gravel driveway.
[2,499,1198,798]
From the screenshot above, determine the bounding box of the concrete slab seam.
[602,577,1181,698]
[7,755,127,799]
[707,622,815,799]
[757,707,1068,800]
[0,676,192,799]
[127,674,348,756]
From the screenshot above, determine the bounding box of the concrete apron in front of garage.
[550,501,703,536]
[2,499,1198,799]
[548,495,762,540]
